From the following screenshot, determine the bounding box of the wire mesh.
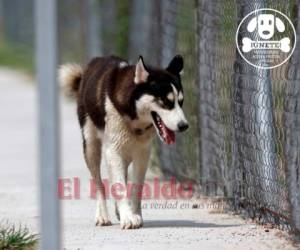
[154,0,200,183]
[156,0,300,233]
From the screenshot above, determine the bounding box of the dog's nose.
[263,30,270,35]
[178,121,189,132]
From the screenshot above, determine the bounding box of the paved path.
[0,68,298,250]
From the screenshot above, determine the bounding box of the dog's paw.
[95,215,112,226]
[120,213,143,229]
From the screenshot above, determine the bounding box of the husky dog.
[59,55,188,229]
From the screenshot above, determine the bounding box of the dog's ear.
[166,55,184,75]
[134,56,149,84]
[275,17,285,32]
[247,17,257,32]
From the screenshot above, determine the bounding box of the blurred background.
[0,0,199,181]
[0,0,300,239]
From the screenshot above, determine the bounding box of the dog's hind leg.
[82,117,111,226]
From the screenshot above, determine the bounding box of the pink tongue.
[161,122,176,145]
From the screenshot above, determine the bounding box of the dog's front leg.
[130,146,150,222]
[106,146,142,229]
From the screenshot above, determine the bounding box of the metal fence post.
[86,0,102,59]
[100,0,116,55]
[157,0,199,181]
[128,0,154,62]
[157,0,178,177]
[285,0,300,232]
[80,0,102,63]
[196,0,219,195]
[35,0,60,249]
[234,1,278,211]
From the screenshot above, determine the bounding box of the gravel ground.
[0,68,299,250]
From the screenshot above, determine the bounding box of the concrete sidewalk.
[0,68,298,250]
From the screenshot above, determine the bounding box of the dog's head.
[247,14,285,40]
[133,55,188,144]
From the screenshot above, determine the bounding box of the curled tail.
[58,63,83,99]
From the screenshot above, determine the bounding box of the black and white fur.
[59,55,188,229]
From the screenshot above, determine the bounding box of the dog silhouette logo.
[247,14,285,39]
[236,9,296,69]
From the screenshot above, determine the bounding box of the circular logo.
[236,8,296,69]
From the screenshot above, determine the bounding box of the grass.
[0,38,34,74]
[0,223,38,250]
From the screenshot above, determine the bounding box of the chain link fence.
[1,0,300,234]
[154,0,300,233]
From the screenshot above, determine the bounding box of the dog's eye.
[158,97,174,109]
[165,98,174,109]
[269,20,271,25]
[261,20,264,25]
[178,98,184,107]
